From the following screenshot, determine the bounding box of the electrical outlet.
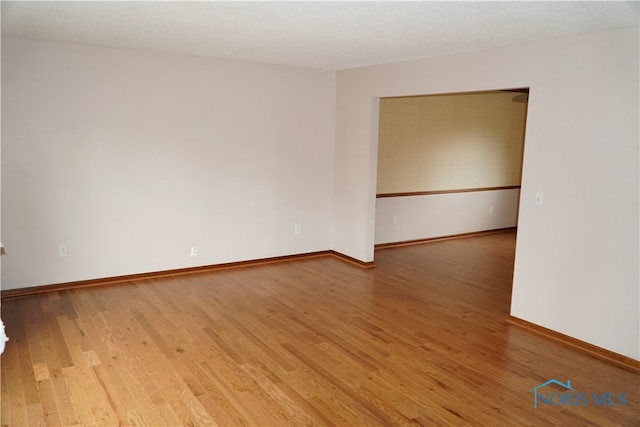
[294,224,301,235]
[392,215,398,225]
[535,192,544,206]
[59,245,68,258]
[190,247,198,258]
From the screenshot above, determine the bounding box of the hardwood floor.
[1,231,638,426]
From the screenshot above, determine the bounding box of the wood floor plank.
[197,359,255,426]
[24,402,46,427]
[240,362,319,427]
[152,401,184,427]
[71,354,119,426]
[15,324,39,410]
[1,360,10,426]
[61,365,97,426]
[281,342,406,426]
[199,351,287,426]
[49,368,79,426]
[189,364,251,426]
[174,388,218,427]
[3,331,28,427]
[2,231,639,426]
[36,379,62,427]
[89,310,173,427]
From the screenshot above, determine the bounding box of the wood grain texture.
[376,185,521,198]
[2,231,638,426]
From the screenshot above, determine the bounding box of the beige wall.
[1,39,336,289]
[377,91,526,194]
[334,27,639,360]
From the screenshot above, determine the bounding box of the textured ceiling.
[1,1,638,70]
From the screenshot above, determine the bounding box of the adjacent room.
[1,2,638,426]
[374,89,528,245]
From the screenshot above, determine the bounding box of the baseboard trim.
[1,249,377,299]
[507,316,640,373]
[376,185,521,198]
[1,250,337,299]
[375,227,517,250]
[330,251,376,268]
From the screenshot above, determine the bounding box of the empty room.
[1,2,638,426]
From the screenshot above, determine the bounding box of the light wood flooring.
[1,231,638,426]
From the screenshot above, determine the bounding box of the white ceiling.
[2,1,638,70]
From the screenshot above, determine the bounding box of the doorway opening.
[373,88,529,247]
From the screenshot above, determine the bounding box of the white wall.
[334,27,639,360]
[1,39,336,289]
[375,189,519,245]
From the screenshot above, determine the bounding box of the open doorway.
[373,88,529,246]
